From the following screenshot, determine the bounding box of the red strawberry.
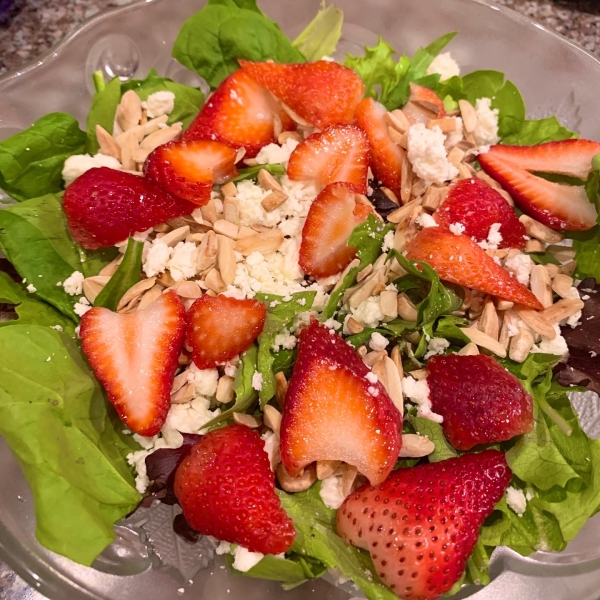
[280,320,402,485]
[186,295,266,369]
[434,178,527,249]
[479,140,600,231]
[299,182,372,278]
[63,167,196,249]
[80,292,185,436]
[174,424,295,554]
[144,139,237,206]
[183,69,294,158]
[287,124,369,193]
[427,354,534,450]
[337,450,511,600]
[406,227,543,310]
[355,98,405,198]
[239,59,365,129]
[402,83,447,126]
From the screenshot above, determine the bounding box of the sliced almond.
[421,186,443,211]
[458,99,478,133]
[316,460,342,481]
[427,117,458,133]
[235,147,246,164]
[400,154,413,205]
[447,146,466,168]
[141,114,168,137]
[525,239,545,253]
[371,358,388,390]
[385,109,409,133]
[513,305,556,339]
[277,463,316,493]
[95,125,121,161]
[346,317,365,335]
[495,299,514,311]
[411,179,428,199]
[387,197,422,224]
[119,130,139,171]
[274,371,288,409]
[234,229,284,255]
[409,368,428,380]
[140,123,183,152]
[559,260,577,276]
[357,345,368,358]
[519,215,564,244]
[215,375,235,404]
[280,102,312,127]
[387,126,406,147]
[461,327,507,357]
[200,200,218,225]
[161,225,190,247]
[258,169,283,192]
[457,342,479,356]
[530,264,553,308]
[233,412,262,428]
[546,245,577,263]
[381,187,400,206]
[458,163,476,180]
[390,345,404,380]
[399,434,435,458]
[380,290,399,320]
[170,370,190,395]
[116,90,143,131]
[346,270,385,309]
[478,298,500,340]
[82,275,111,304]
[332,258,360,293]
[222,196,240,224]
[552,274,574,299]
[263,404,282,435]
[172,280,202,299]
[357,263,373,283]
[340,464,359,497]
[261,190,289,212]
[217,235,237,286]
[363,350,387,368]
[541,297,584,324]
[544,263,560,279]
[117,277,157,311]
[397,293,418,321]
[509,329,535,363]
[213,220,239,241]
[157,270,176,288]
[204,268,227,293]
[197,230,218,272]
[137,284,164,311]
[383,356,403,414]
[221,181,237,198]
[170,381,195,404]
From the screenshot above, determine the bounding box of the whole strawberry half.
[186,294,266,369]
[144,139,238,206]
[280,320,402,486]
[174,424,295,555]
[337,450,512,600]
[427,354,534,450]
[478,140,600,231]
[434,178,527,249]
[240,59,365,129]
[406,227,543,310]
[63,167,196,249]
[287,124,370,193]
[183,69,294,158]
[80,292,185,436]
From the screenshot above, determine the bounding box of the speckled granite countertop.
[0,0,600,598]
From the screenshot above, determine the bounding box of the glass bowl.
[2,0,600,598]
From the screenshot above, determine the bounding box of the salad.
[1,1,600,599]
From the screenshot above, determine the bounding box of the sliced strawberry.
[186,295,266,369]
[434,178,527,249]
[402,83,447,126]
[183,69,294,158]
[63,167,196,249]
[406,227,544,309]
[239,59,365,129]
[80,292,185,436]
[175,424,295,554]
[287,124,369,193]
[144,139,237,206]
[299,182,372,278]
[337,450,511,600]
[280,320,402,485]
[479,141,600,231]
[355,98,405,198]
[428,354,534,450]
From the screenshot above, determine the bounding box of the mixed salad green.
[0,1,600,598]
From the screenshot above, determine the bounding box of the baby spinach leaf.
[0,325,140,565]
[94,238,143,311]
[172,4,304,89]
[0,113,86,201]
[86,76,122,154]
[500,116,577,146]
[293,2,343,61]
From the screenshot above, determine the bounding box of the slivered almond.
[509,329,534,363]
[544,264,560,278]
[519,215,564,244]
[552,274,574,298]
[458,99,478,132]
[170,381,195,404]
[530,265,553,308]
[132,148,151,165]
[278,131,304,144]
[172,280,202,299]
[387,197,422,224]
[223,197,240,224]
[171,370,190,395]
[421,186,443,211]
[216,375,235,404]
[409,368,428,380]
[457,342,479,356]
[346,270,384,309]
[461,327,507,357]
[411,179,428,199]
[82,275,111,304]
[371,358,388,390]
[384,109,409,133]
[541,297,584,324]
[397,293,418,321]
[217,235,236,286]
[447,146,465,168]
[142,114,168,136]
[346,317,364,334]
[197,230,218,272]
[357,263,373,282]
[204,268,227,293]
[258,169,283,192]
[116,90,143,131]
[513,305,556,339]
[405,205,423,246]
[137,284,164,310]
[399,434,435,458]
[157,271,176,287]
[476,170,503,190]
[221,181,237,197]
[400,154,413,204]
[235,147,246,164]
[380,290,399,320]
[95,125,121,161]
[388,126,406,146]
[140,123,182,152]
[316,460,341,480]
[546,245,577,262]
[390,345,404,380]
[117,277,157,311]
[525,239,545,253]
[363,350,387,368]
[119,130,139,171]
[234,229,284,255]
[427,117,457,133]
[274,372,288,408]
[381,187,400,205]
[277,463,316,493]
[495,299,514,311]
[280,102,311,127]
[213,219,239,240]
[341,464,359,497]
[478,298,500,340]
[261,190,288,212]
[233,412,262,428]
[263,405,282,435]
[458,163,476,179]
[357,345,368,358]
[559,260,577,276]
[332,258,360,292]
[161,225,190,247]
[383,356,403,413]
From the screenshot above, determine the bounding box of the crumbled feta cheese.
[504,253,534,286]
[143,240,173,277]
[425,52,460,81]
[487,223,503,247]
[531,324,569,358]
[424,337,450,359]
[323,317,342,332]
[449,222,465,236]
[472,98,500,148]
[167,242,199,281]
[261,430,280,471]
[132,228,153,243]
[407,124,459,185]
[232,546,265,572]
[163,396,220,435]
[188,364,219,397]
[62,271,84,296]
[381,230,395,253]
[561,287,582,328]
[62,153,122,186]
[402,375,444,423]
[252,372,263,391]
[272,329,297,351]
[506,486,527,517]
[215,541,232,555]
[73,297,92,316]
[351,296,384,329]
[145,91,176,118]
[416,213,439,229]
[369,332,389,352]
[254,138,300,165]
[26,283,37,293]
[320,475,346,509]
[365,371,378,384]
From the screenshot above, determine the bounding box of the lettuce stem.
[538,396,573,436]
[92,70,106,93]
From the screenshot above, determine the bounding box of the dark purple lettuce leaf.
[367,181,399,221]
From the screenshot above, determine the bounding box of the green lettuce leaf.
[293,2,343,61]
[172,4,304,89]
[501,116,577,146]
[0,113,86,201]
[233,164,286,182]
[0,325,141,565]
[566,226,600,280]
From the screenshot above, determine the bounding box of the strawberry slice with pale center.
[355,97,405,199]
[239,59,365,129]
[402,83,447,126]
[299,182,372,279]
[144,139,238,206]
[287,124,369,193]
[80,292,186,436]
[406,227,544,309]
[280,320,402,486]
[183,69,294,158]
[186,294,267,369]
[479,140,600,231]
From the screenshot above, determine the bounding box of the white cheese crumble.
[232,546,265,573]
[62,271,84,296]
[561,287,582,329]
[407,124,459,185]
[504,253,534,286]
[26,283,37,293]
[188,363,219,397]
[145,91,176,118]
[506,486,527,517]
[472,98,500,149]
[449,222,465,236]
[272,329,297,351]
[252,372,263,391]
[424,337,450,359]
[402,375,443,423]
[381,230,395,253]
[365,371,378,384]
[532,324,569,358]
[477,222,503,250]
[425,52,460,81]
[73,297,92,316]
[167,242,199,282]
[215,541,232,555]
[369,332,389,352]
[350,296,384,329]
[416,213,439,229]
[261,430,280,471]
[320,476,346,509]
[254,138,300,165]
[62,153,122,186]
[143,240,173,277]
